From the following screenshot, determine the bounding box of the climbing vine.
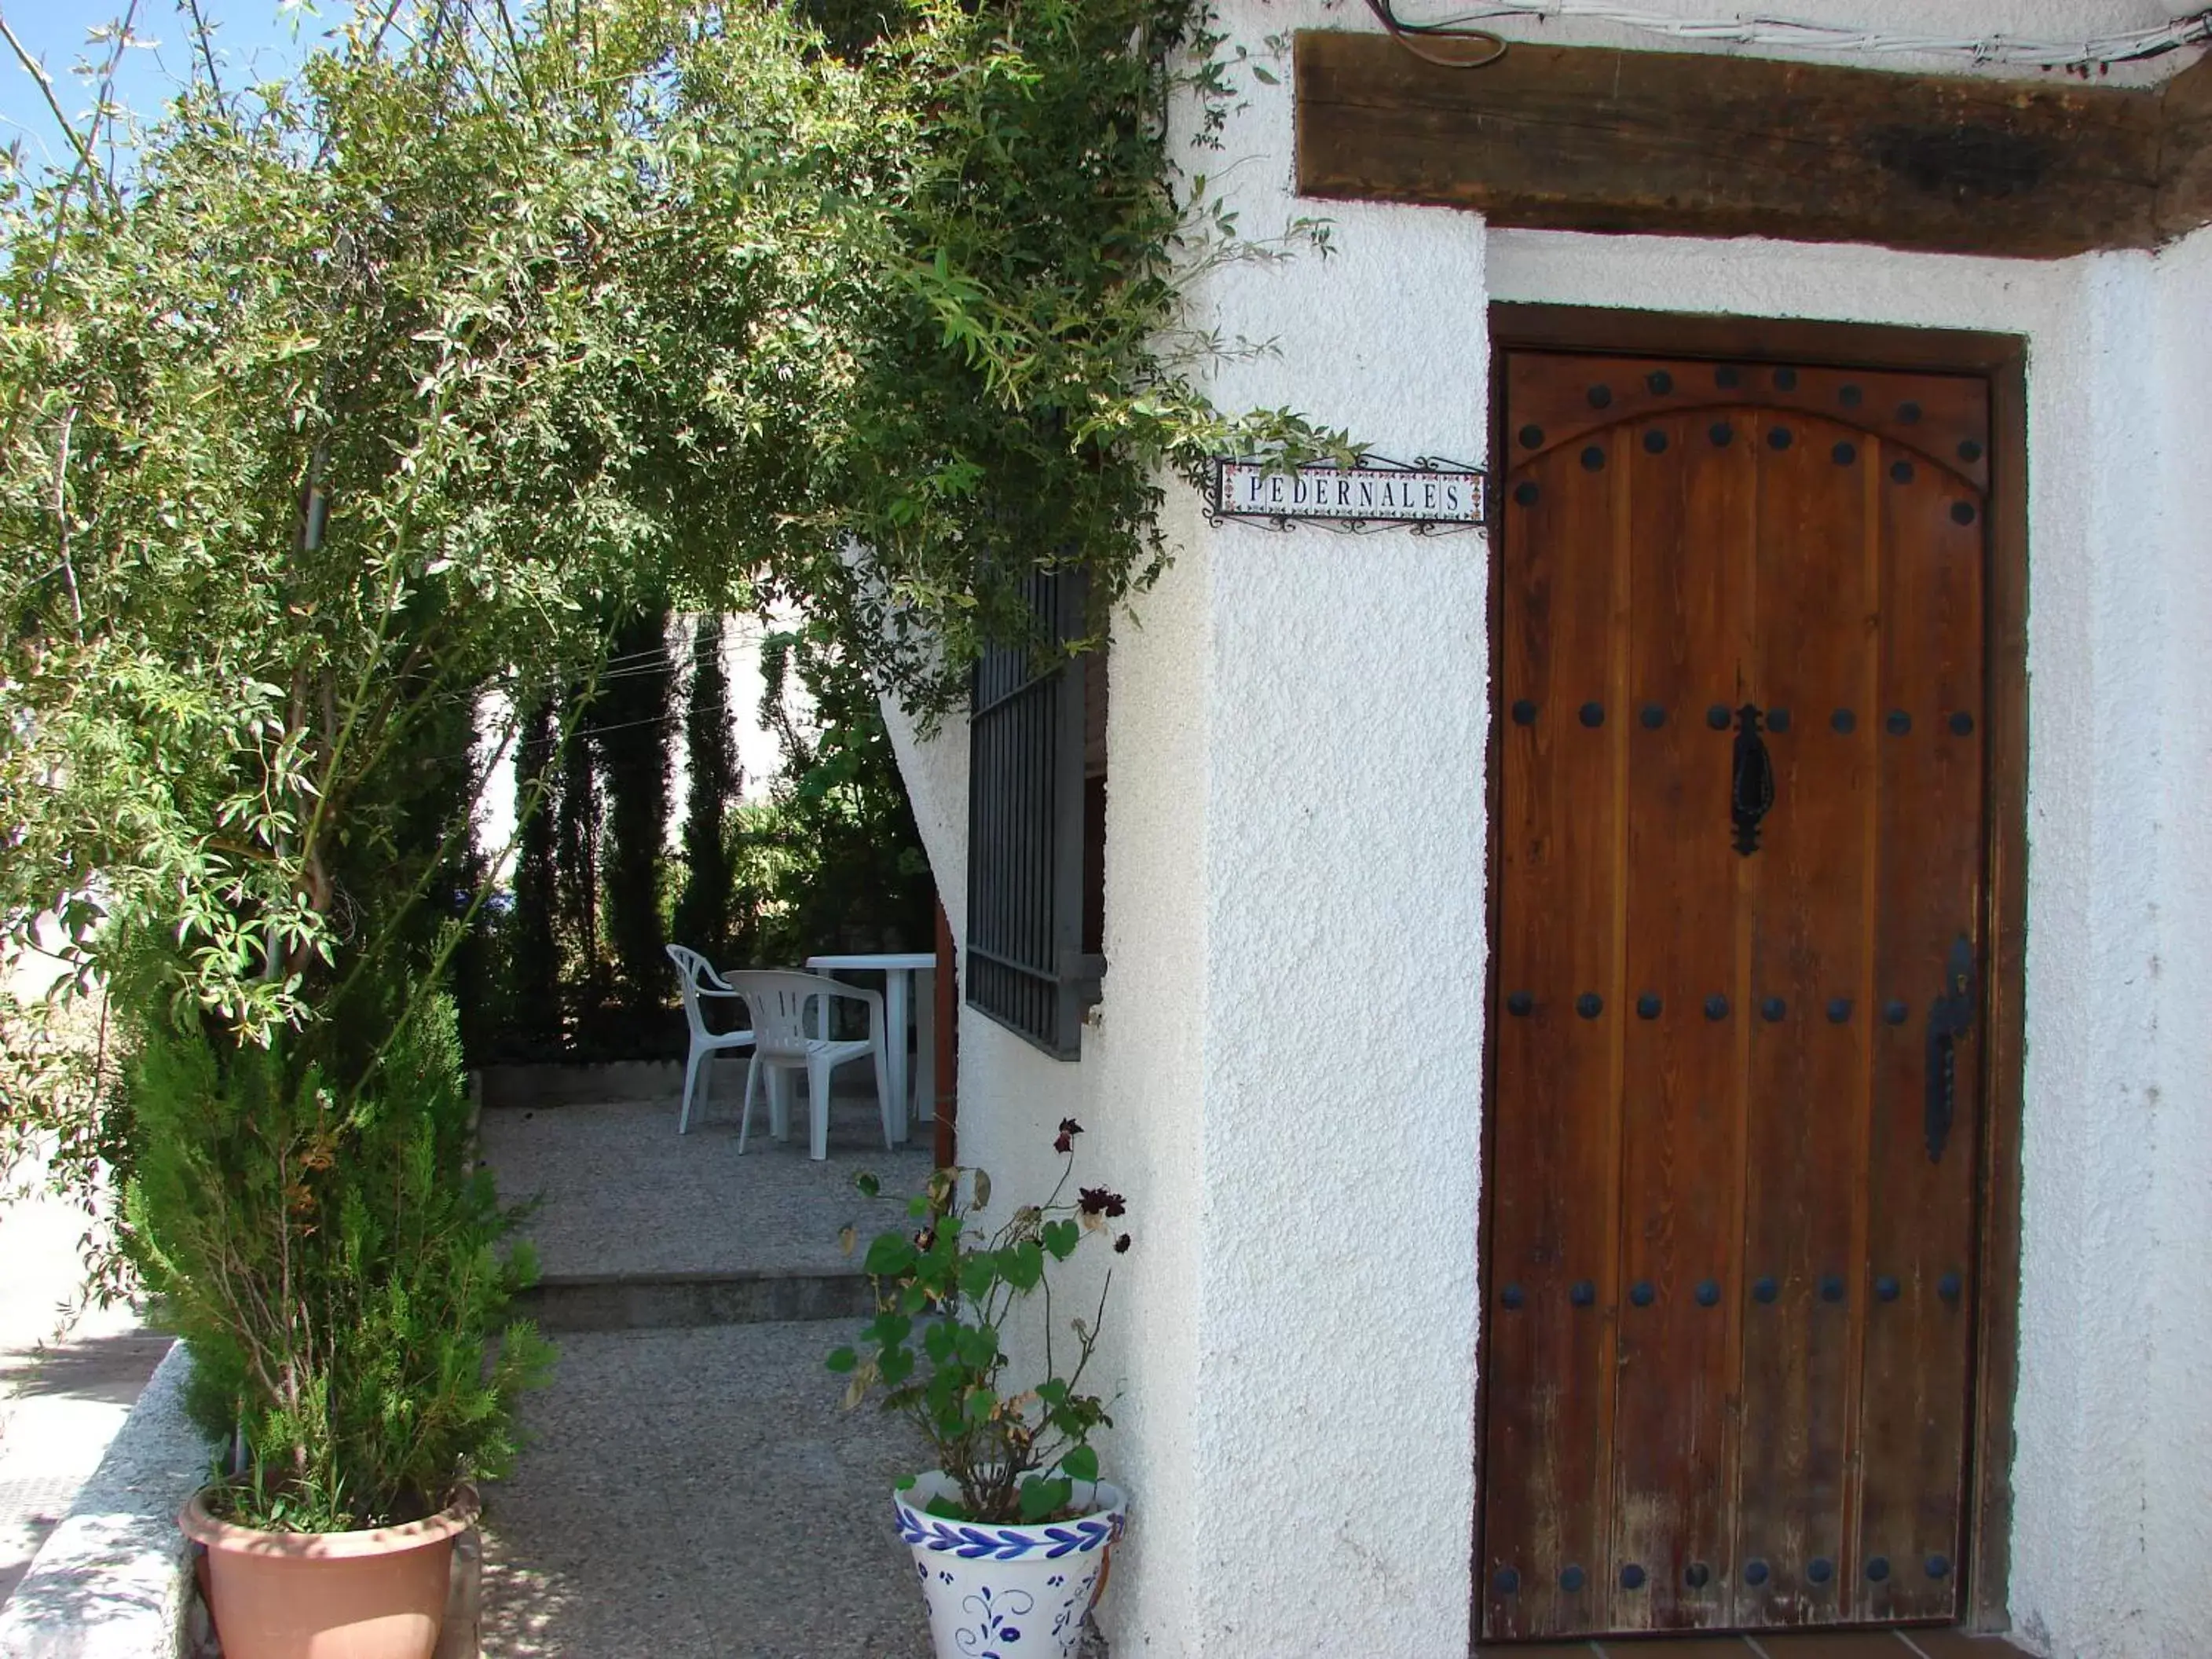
[804,0,1342,725]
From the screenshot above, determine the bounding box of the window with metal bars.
[965,570,1106,1059]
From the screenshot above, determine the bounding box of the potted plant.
[830,1119,1130,1659]
[134,983,550,1659]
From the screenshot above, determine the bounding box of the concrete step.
[517,1265,874,1333]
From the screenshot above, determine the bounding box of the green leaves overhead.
[2,0,1335,1149]
[2,0,870,1045]
[2,0,1285,1533]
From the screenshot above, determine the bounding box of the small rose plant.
[829,1119,1128,1525]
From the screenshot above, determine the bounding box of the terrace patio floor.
[480,1075,934,1281]
[475,1078,946,1658]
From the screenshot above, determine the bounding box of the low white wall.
[0,1342,208,1659]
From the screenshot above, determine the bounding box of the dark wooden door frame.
[1476,302,2029,1639]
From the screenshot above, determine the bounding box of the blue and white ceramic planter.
[893,1471,1126,1659]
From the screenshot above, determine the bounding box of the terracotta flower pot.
[179,1485,480,1659]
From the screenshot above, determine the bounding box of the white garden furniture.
[724,969,895,1160]
[803,950,936,1141]
[667,944,756,1135]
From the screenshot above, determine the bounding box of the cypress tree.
[595,608,675,1013]
[557,677,603,1009]
[672,615,742,965]
[510,690,562,1044]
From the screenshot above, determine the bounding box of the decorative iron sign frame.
[1208,454,1487,533]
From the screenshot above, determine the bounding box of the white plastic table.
[804,952,936,1143]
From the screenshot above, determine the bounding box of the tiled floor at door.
[1478,1630,2034,1659]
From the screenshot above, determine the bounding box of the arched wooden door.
[1480,350,1989,1642]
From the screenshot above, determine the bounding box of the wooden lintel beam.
[2156,47,2212,233]
[1296,31,2212,259]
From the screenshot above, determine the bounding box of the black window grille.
[966,569,1105,1058]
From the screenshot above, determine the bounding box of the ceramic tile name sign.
[1209,456,1485,533]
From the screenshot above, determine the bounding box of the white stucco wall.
[888,537,1219,1649]
[882,6,2212,1656]
[891,3,1493,1645]
[1107,7,1494,1650]
[882,703,966,953]
[2141,224,2212,1659]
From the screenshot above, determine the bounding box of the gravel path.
[478,1321,933,1659]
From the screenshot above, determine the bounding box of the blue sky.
[1,0,320,175]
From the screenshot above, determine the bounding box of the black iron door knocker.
[1730,702,1775,855]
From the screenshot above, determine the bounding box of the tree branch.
[87,0,143,193]
[181,0,222,101]
[0,9,123,210]
[48,405,83,642]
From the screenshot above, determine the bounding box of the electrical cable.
[1374,2,2212,70]
[560,712,677,742]
[1363,0,1510,66]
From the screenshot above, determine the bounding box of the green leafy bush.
[127,988,550,1531]
[829,1120,1127,1524]
[806,0,1344,727]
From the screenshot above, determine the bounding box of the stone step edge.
[516,1267,874,1332]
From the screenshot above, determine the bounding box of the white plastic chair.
[667,945,756,1135]
[723,970,894,1160]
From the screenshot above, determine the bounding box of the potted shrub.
[830,1119,1130,1659]
[133,983,550,1659]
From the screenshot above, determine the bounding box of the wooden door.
[1481,350,1990,1642]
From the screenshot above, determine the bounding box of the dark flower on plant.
[1054,1117,1083,1153]
[1078,1186,1126,1218]
[1115,1233,1132,1254]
